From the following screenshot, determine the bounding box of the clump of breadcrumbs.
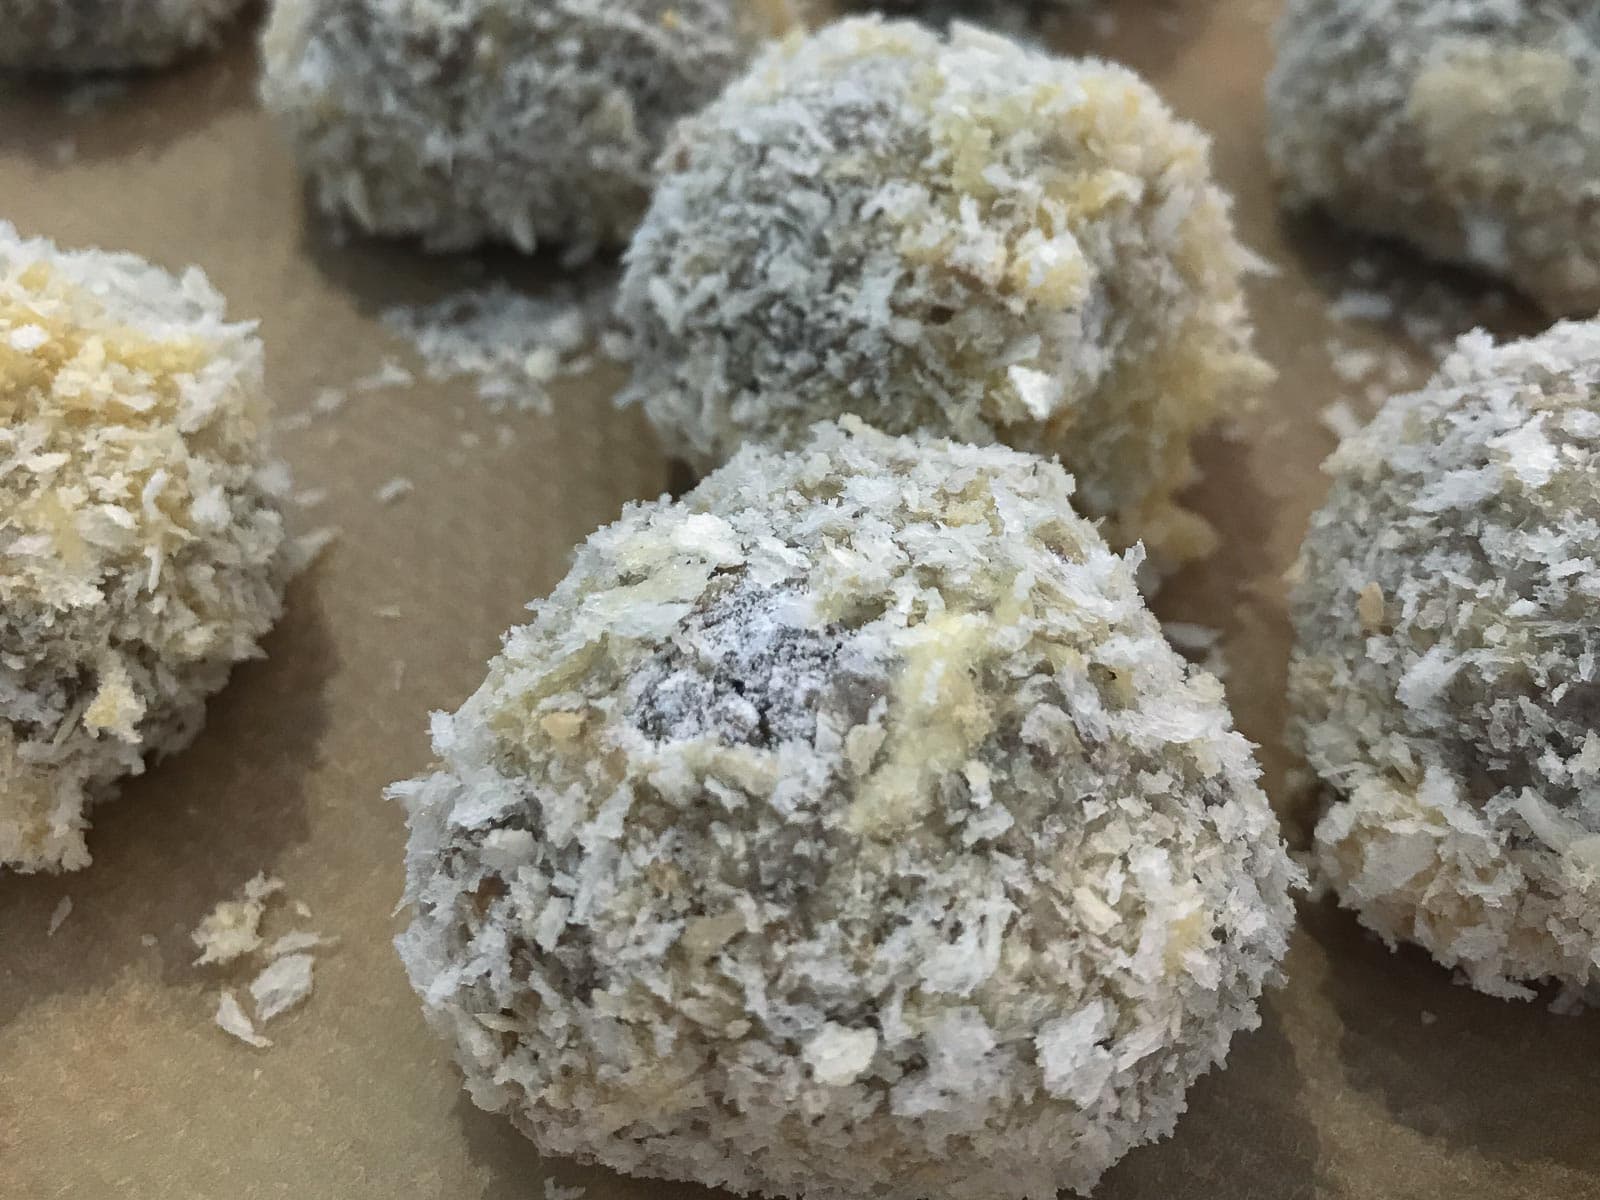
[1291,320,1600,1000]
[394,417,1298,1199]
[0,223,290,873]
[0,0,249,71]
[618,17,1269,574]
[260,0,807,255]
[1268,0,1600,317]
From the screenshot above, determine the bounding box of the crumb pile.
[1291,320,1600,1000]
[0,0,248,71]
[395,418,1298,1199]
[618,17,1269,573]
[260,0,805,254]
[381,273,626,414]
[0,223,290,873]
[1268,0,1600,318]
[197,873,334,1048]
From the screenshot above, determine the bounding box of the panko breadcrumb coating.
[0,0,249,71]
[618,17,1269,574]
[1268,0,1600,317]
[0,224,290,873]
[395,418,1299,1199]
[260,0,805,254]
[1291,321,1600,1000]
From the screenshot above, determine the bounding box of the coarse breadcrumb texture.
[618,17,1269,574]
[1290,321,1600,1000]
[0,223,290,874]
[0,0,249,71]
[1268,0,1600,317]
[260,0,806,254]
[395,418,1299,1199]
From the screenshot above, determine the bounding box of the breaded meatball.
[1291,320,1600,999]
[395,418,1298,1199]
[0,223,290,873]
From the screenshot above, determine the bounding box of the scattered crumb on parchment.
[216,990,272,1049]
[1419,1010,1438,1026]
[267,930,338,958]
[200,876,335,1047]
[374,476,414,505]
[46,896,72,936]
[544,1182,587,1200]
[250,953,316,1022]
[140,933,158,948]
[192,874,285,965]
[381,273,626,413]
[352,358,415,392]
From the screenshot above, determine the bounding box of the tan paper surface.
[2,4,1597,1198]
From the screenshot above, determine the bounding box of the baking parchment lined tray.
[1,3,1597,1199]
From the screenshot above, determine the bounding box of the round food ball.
[0,0,248,71]
[0,223,291,873]
[1290,320,1600,999]
[260,0,805,254]
[617,17,1269,574]
[1268,0,1600,317]
[394,417,1298,1199]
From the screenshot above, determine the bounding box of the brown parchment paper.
[1,3,1597,1198]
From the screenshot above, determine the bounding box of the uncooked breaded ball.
[1268,0,1600,317]
[617,17,1269,573]
[394,418,1298,1200]
[0,0,249,71]
[1291,321,1600,1000]
[260,0,804,254]
[0,224,290,873]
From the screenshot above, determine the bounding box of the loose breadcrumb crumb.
[46,895,71,935]
[249,952,315,1022]
[215,990,272,1049]
[373,477,413,505]
[381,277,625,414]
[192,874,285,966]
[266,930,337,957]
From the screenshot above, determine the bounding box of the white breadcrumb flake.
[191,874,285,966]
[381,278,624,413]
[393,418,1299,1200]
[0,0,247,71]
[1291,320,1600,1000]
[373,477,413,505]
[215,990,272,1049]
[1268,0,1600,316]
[266,929,337,957]
[0,224,292,876]
[543,1183,586,1200]
[249,952,315,1022]
[260,0,804,253]
[619,17,1270,575]
[351,359,413,393]
[46,895,71,935]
